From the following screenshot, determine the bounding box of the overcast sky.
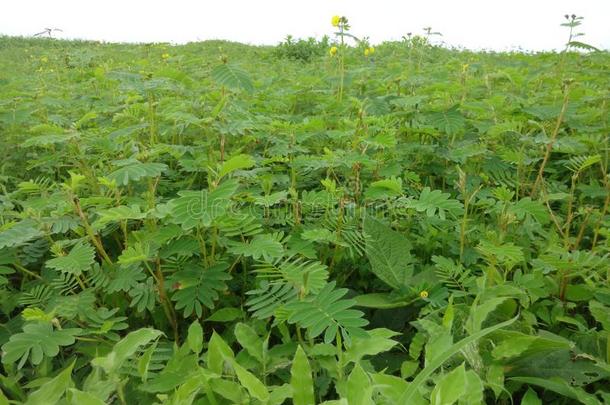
[1,0,609,51]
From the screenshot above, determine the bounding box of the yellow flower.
[162,53,170,60]
[364,49,370,57]
[369,47,375,54]
[329,46,338,56]
[331,15,341,27]
[419,290,429,299]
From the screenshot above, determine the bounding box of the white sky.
[1,0,609,51]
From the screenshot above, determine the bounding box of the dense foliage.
[0,28,609,404]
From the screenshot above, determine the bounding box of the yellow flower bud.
[369,47,375,54]
[364,49,370,57]
[329,46,338,56]
[162,53,170,60]
[331,15,341,27]
[419,290,429,299]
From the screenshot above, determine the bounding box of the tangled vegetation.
[0,14,609,405]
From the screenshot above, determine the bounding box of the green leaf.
[509,377,601,405]
[25,361,74,405]
[66,389,106,405]
[459,370,484,405]
[107,161,167,186]
[504,347,609,386]
[92,205,146,230]
[346,363,373,405]
[1,323,81,369]
[477,240,524,269]
[427,106,465,136]
[232,360,269,402]
[291,346,314,405]
[364,218,414,289]
[205,307,244,322]
[589,301,610,330]
[0,220,43,249]
[207,331,234,375]
[521,388,542,405]
[398,316,518,403]
[212,63,254,92]
[169,262,231,317]
[91,328,163,375]
[567,41,600,52]
[509,197,549,224]
[285,281,368,343]
[235,322,264,363]
[407,187,464,220]
[228,233,284,262]
[344,328,399,364]
[169,180,240,229]
[371,373,409,403]
[46,242,95,276]
[353,292,412,309]
[219,154,256,178]
[187,321,203,354]
[430,363,466,405]
[365,177,403,199]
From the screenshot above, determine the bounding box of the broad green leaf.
[371,373,408,403]
[91,328,163,374]
[187,321,203,355]
[353,293,412,309]
[67,389,106,405]
[232,360,269,402]
[269,384,293,405]
[137,341,157,382]
[589,301,610,330]
[521,388,542,405]
[509,377,601,405]
[219,154,255,178]
[26,361,74,405]
[205,307,244,322]
[291,346,314,405]
[430,363,466,405]
[344,328,399,364]
[459,370,484,405]
[235,322,264,363]
[364,218,414,289]
[346,363,373,405]
[207,331,234,375]
[398,316,518,403]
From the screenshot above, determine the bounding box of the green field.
[0,31,609,404]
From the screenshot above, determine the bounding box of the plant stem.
[531,84,571,196]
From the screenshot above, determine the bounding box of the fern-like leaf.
[246,281,299,320]
[46,242,95,276]
[285,281,368,343]
[169,262,231,317]
[211,64,254,92]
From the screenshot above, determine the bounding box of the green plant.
[0,20,609,404]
